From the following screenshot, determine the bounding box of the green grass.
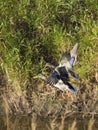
[0,0,98,90]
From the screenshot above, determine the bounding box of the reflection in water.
[0,113,98,130]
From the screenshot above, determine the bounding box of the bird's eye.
[70,57,75,65]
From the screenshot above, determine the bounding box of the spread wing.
[60,43,79,67]
[46,71,60,86]
[57,66,69,82]
[46,66,70,86]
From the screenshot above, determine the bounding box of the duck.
[37,66,77,99]
[36,43,79,99]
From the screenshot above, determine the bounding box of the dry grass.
[88,118,95,130]
[31,113,37,130]
[2,93,10,130]
[0,79,98,117]
[68,121,77,130]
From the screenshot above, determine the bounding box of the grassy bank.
[0,0,98,115]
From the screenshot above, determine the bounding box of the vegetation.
[0,0,98,115]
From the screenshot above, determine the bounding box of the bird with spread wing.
[35,43,79,99]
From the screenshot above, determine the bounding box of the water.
[0,114,98,130]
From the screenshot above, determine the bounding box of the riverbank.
[0,79,98,117]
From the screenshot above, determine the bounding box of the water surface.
[0,114,98,130]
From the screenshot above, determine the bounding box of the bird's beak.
[33,75,38,79]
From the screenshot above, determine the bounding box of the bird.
[37,66,78,99]
[35,43,79,99]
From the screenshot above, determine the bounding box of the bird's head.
[33,74,46,80]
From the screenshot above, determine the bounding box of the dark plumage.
[37,43,79,99]
[44,66,77,93]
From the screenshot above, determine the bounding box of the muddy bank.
[0,79,98,117]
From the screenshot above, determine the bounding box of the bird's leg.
[66,90,73,100]
[61,91,66,99]
[66,90,71,97]
[61,90,73,100]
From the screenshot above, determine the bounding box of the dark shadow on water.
[0,113,98,130]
